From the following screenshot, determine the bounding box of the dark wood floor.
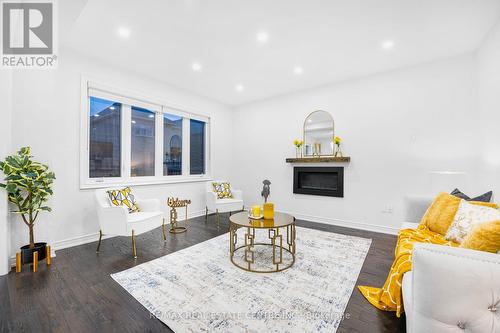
[0,214,405,333]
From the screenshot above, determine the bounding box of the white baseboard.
[289,212,399,235]
[9,209,206,267]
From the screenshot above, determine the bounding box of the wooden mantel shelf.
[285,156,351,163]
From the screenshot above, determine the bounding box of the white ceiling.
[64,0,500,106]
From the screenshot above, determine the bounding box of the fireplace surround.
[293,167,344,197]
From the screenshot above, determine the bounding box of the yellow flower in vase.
[293,139,304,158]
[333,136,343,157]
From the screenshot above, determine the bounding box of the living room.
[1,1,500,332]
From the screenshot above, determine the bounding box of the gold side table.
[167,197,191,234]
[229,211,296,273]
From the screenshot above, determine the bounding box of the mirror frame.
[303,110,335,157]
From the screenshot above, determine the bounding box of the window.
[131,107,155,177]
[163,113,182,176]
[81,79,210,188]
[190,119,205,175]
[89,97,121,178]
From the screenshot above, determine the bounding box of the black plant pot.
[20,242,47,265]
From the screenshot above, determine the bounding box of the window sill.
[80,175,212,190]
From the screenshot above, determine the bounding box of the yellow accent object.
[460,220,500,253]
[263,203,274,219]
[107,187,140,213]
[212,182,233,199]
[420,192,498,235]
[358,224,458,317]
[252,205,261,217]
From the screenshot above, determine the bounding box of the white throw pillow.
[445,199,500,243]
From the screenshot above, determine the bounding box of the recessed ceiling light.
[293,66,304,75]
[109,106,115,110]
[235,84,244,92]
[131,120,136,124]
[94,114,100,117]
[118,27,130,39]
[381,39,394,50]
[192,62,202,71]
[148,114,155,118]
[256,32,269,43]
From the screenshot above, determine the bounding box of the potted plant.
[0,147,55,264]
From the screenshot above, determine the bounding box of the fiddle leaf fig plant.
[0,147,55,249]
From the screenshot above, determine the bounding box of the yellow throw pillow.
[460,220,500,253]
[212,182,233,199]
[420,192,498,235]
[107,187,140,213]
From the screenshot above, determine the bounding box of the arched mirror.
[303,110,334,156]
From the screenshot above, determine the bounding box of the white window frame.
[80,77,212,189]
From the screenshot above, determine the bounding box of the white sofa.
[94,189,164,258]
[206,180,244,226]
[402,196,500,333]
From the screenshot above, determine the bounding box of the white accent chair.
[206,180,244,226]
[94,188,165,259]
[402,196,500,333]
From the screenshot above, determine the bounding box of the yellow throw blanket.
[358,225,458,317]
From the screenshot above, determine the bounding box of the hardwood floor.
[0,214,405,333]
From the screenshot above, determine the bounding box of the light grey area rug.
[111,226,371,333]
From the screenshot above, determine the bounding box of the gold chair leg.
[96,230,102,253]
[162,218,167,241]
[132,230,137,259]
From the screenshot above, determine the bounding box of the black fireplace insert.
[293,167,344,197]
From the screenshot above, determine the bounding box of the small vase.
[334,145,343,157]
[296,147,301,158]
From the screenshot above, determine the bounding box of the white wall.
[0,70,13,275]
[231,55,481,234]
[477,21,500,198]
[8,47,233,258]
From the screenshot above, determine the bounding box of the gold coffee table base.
[229,212,296,273]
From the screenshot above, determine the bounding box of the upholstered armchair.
[206,180,244,226]
[404,243,500,333]
[94,189,165,259]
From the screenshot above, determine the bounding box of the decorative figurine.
[261,179,271,203]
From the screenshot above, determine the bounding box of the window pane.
[190,119,205,175]
[163,113,182,175]
[131,107,155,177]
[89,97,121,178]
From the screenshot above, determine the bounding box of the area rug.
[111,226,371,333]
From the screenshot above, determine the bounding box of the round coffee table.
[229,211,296,273]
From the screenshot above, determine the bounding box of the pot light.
[192,62,202,71]
[381,39,394,50]
[293,66,304,75]
[148,114,155,118]
[109,106,115,110]
[118,27,130,39]
[131,120,136,124]
[235,84,244,92]
[94,114,100,117]
[256,32,269,43]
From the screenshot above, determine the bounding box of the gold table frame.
[229,212,296,273]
